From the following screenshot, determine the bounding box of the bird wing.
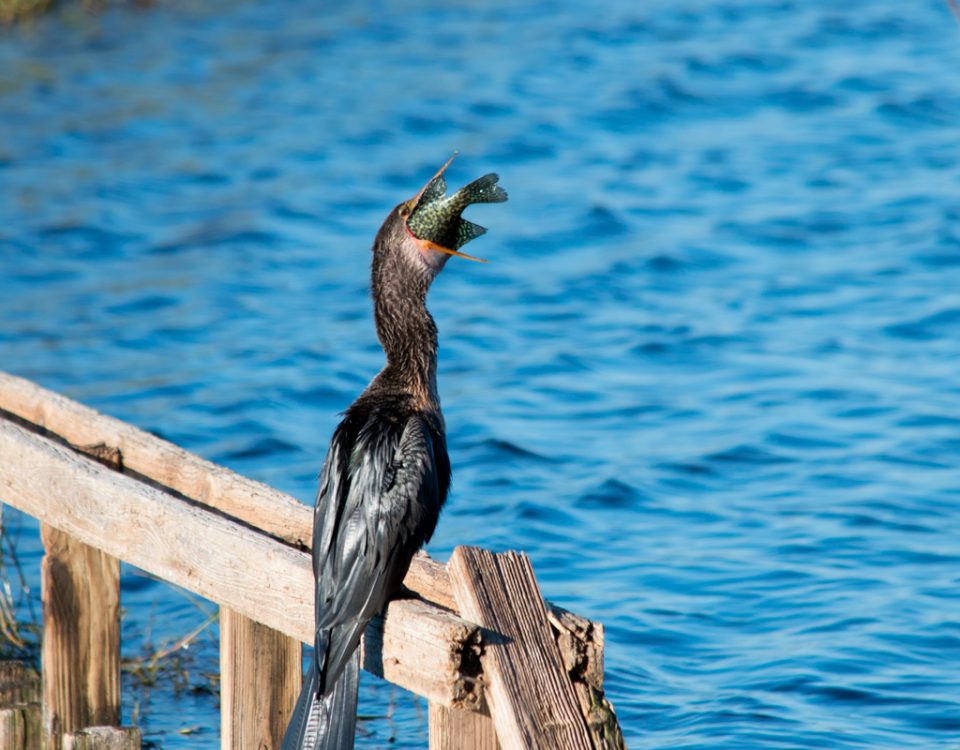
[311,411,441,692]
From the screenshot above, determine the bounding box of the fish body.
[407,171,508,251]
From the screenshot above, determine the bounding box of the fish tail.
[458,173,508,205]
[281,650,360,750]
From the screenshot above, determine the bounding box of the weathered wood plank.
[449,547,593,750]
[361,597,484,712]
[0,371,311,550]
[61,726,141,750]
[548,607,626,750]
[0,703,40,750]
[0,419,479,708]
[220,608,300,750]
[406,553,457,611]
[0,372,455,612]
[41,527,120,750]
[429,704,499,750]
[0,372,612,725]
[0,706,26,750]
[0,664,40,750]
[0,663,40,707]
[0,374,606,653]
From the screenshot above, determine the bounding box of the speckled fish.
[401,155,508,262]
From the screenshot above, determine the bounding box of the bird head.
[397,155,508,268]
[372,156,507,290]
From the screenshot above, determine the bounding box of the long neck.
[371,260,439,406]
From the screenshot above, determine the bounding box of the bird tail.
[281,650,359,750]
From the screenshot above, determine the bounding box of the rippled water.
[3,1,960,747]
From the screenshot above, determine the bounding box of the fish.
[403,155,508,262]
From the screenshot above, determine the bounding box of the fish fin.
[454,219,488,249]
[419,174,447,205]
[408,153,457,209]
[461,173,508,204]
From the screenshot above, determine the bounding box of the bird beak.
[404,227,490,263]
[403,153,490,264]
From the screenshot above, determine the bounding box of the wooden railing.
[0,371,625,750]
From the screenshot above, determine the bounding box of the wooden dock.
[0,371,625,749]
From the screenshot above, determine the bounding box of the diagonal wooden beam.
[0,370,618,737]
[449,547,594,750]
[0,371,312,550]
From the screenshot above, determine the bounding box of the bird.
[281,157,507,750]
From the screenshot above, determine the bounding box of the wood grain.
[0,663,40,750]
[362,595,485,711]
[0,371,311,550]
[220,608,300,750]
[548,607,626,750]
[0,704,40,750]
[0,707,26,750]
[40,526,120,749]
[0,371,623,741]
[429,703,499,750]
[61,726,141,750]
[0,372,456,611]
[449,547,593,750]
[0,373,604,643]
[0,662,39,706]
[0,419,479,708]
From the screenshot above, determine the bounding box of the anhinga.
[281,157,507,750]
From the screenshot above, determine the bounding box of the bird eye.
[399,204,411,219]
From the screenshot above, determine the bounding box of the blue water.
[2,0,960,747]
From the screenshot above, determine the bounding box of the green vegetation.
[0,507,39,663]
[121,583,221,727]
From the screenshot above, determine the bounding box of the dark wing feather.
[311,410,443,693]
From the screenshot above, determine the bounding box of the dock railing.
[0,371,624,750]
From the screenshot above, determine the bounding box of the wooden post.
[0,705,41,750]
[548,607,625,750]
[220,608,301,750]
[0,375,626,746]
[0,706,26,749]
[0,661,41,750]
[0,701,40,750]
[429,703,499,750]
[448,547,593,750]
[41,525,121,750]
[0,661,39,707]
[0,420,482,710]
[61,726,141,749]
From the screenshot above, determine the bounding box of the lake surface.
[2,0,960,747]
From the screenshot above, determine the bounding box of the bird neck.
[372,276,440,408]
